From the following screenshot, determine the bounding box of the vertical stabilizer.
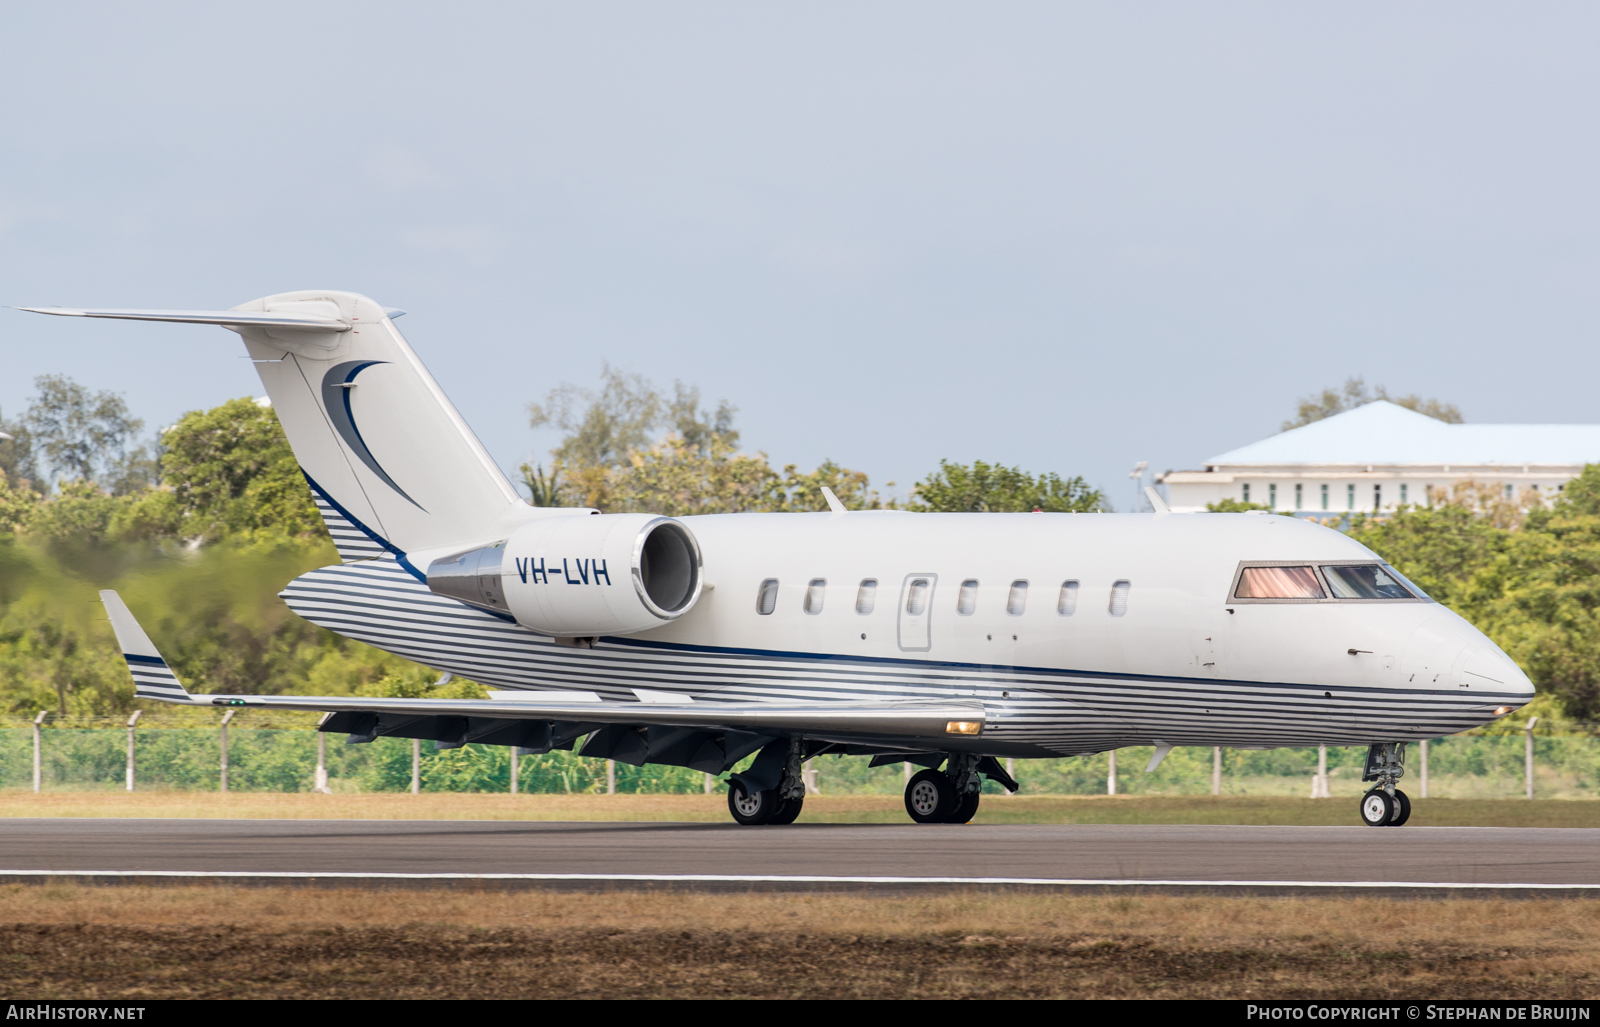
[232,291,526,558]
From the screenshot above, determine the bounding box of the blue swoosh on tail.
[320,360,426,511]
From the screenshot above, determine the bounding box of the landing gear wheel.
[905,768,957,824]
[728,781,780,825]
[948,790,980,824]
[1359,789,1395,827]
[770,795,804,825]
[1389,789,1412,827]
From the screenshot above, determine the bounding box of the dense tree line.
[0,372,1103,722]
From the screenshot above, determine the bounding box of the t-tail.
[21,292,549,564]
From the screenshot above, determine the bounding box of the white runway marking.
[0,869,1596,891]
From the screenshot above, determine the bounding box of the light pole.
[1129,462,1149,513]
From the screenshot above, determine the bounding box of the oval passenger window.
[804,578,826,615]
[1109,580,1130,617]
[855,579,877,615]
[957,580,978,616]
[1007,580,1028,616]
[757,578,779,615]
[1058,580,1079,616]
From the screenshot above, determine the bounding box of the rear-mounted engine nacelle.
[426,513,703,637]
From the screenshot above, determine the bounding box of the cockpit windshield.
[1321,564,1413,600]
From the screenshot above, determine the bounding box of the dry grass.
[0,791,1597,827]
[0,884,1594,998]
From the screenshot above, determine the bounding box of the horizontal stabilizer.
[17,307,350,332]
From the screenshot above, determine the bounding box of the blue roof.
[1209,402,1600,466]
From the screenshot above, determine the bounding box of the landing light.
[946,721,981,736]
[1493,706,1512,716]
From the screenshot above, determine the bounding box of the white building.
[1159,401,1600,516]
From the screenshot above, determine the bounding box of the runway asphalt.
[0,819,1594,892]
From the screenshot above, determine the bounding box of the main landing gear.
[904,753,1011,824]
[1358,742,1412,827]
[726,738,807,826]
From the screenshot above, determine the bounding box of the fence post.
[607,759,616,795]
[1525,716,1540,800]
[314,729,332,794]
[31,711,47,794]
[1107,750,1117,796]
[1212,746,1221,796]
[1311,745,1329,798]
[510,748,519,795]
[219,710,235,793]
[125,710,141,792]
[703,772,714,794]
[411,738,420,795]
[1006,757,1017,796]
[1419,738,1428,799]
[802,758,819,795]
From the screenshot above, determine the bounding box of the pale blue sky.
[4,3,1597,509]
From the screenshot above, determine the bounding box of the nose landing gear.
[1359,742,1412,827]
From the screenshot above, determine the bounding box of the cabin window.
[855,579,877,615]
[905,578,930,616]
[957,580,978,616]
[1057,580,1079,615]
[804,578,826,615]
[756,578,779,615]
[1109,580,1130,616]
[1006,580,1028,616]
[1323,565,1414,600]
[1234,566,1325,600]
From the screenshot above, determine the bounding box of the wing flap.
[208,692,984,741]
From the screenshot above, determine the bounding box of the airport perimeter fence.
[2,717,1598,798]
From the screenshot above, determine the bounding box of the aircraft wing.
[100,589,985,774]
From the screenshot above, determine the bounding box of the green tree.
[908,460,1103,513]
[20,375,153,493]
[528,363,665,471]
[157,397,323,543]
[1282,376,1463,431]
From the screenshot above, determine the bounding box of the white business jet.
[22,292,1533,828]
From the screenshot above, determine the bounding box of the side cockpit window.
[1235,566,1325,600]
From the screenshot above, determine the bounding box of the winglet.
[1145,486,1171,515]
[821,486,847,515]
[99,591,198,704]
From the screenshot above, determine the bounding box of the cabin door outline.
[897,573,937,652]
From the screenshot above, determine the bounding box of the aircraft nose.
[1456,642,1534,698]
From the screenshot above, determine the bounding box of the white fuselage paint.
[285,508,1533,759]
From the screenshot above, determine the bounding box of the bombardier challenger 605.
[23,292,1533,827]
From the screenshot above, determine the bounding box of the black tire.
[1359,789,1394,827]
[728,780,780,825]
[905,768,956,824]
[948,790,980,824]
[1389,789,1412,827]
[770,794,804,825]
